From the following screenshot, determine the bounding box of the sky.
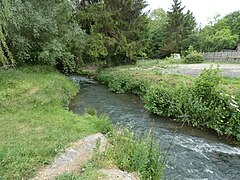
[146,0,240,26]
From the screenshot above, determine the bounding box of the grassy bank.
[0,66,110,179]
[57,129,164,180]
[97,65,240,142]
[0,66,164,179]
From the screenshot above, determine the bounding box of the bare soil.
[98,169,140,180]
[33,133,107,180]
[33,133,139,180]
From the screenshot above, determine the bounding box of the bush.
[97,69,149,97]
[97,67,240,141]
[183,51,204,64]
[144,67,240,139]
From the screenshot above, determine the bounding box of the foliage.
[80,129,164,180]
[0,66,111,178]
[147,0,198,58]
[97,67,240,142]
[199,25,238,52]
[161,0,197,56]
[3,0,86,73]
[1,0,150,70]
[183,46,204,64]
[198,11,240,52]
[75,0,149,66]
[148,8,168,59]
[144,68,240,139]
[223,10,240,44]
[105,130,163,179]
[39,39,75,73]
[147,3,239,56]
[97,69,149,97]
[0,0,14,67]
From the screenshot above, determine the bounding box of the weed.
[81,129,164,180]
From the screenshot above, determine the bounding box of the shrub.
[97,67,240,142]
[144,67,240,139]
[97,69,149,97]
[183,51,204,64]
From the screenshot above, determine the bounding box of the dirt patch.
[165,64,240,77]
[98,169,140,180]
[32,133,107,180]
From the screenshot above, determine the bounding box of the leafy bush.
[97,67,240,142]
[144,68,240,139]
[97,69,149,97]
[183,51,204,64]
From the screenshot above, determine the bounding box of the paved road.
[165,64,240,78]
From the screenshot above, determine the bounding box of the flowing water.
[69,76,240,180]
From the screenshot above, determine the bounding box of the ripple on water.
[69,76,240,180]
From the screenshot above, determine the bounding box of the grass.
[55,129,164,180]
[0,66,109,179]
[102,63,240,95]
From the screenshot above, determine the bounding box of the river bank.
[0,66,163,179]
[0,66,108,178]
[96,64,240,143]
[70,75,240,179]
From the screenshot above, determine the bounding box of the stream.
[69,76,240,180]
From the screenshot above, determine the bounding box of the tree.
[161,0,197,56]
[148,8,168,58]
[198,12,239,52]
[0,0,14,67]
[1,0,149,70]
[199,26,238,52]
[75,0,149,66]
[6,0,86,73]
[223,11,240,43]
[104,0,149,65]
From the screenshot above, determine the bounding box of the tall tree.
[198,11,239,52]
[224,11,240,43]
[162,0,197,56]
[148,8,168,58]
[75,0,149,66]
[6,0,86,73]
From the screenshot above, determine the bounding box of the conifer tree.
[162,0,196,56]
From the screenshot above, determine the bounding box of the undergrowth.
[97,67,240,142]
[78,129,164,180]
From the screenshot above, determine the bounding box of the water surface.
[70,76,240,180]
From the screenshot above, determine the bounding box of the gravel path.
[33,133,108,180]
[98,169,140,180]
[164,64,240,77]
[33,133,139,180]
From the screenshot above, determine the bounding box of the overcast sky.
[146,0,240,26]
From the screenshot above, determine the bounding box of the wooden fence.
[202,52,240,63]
